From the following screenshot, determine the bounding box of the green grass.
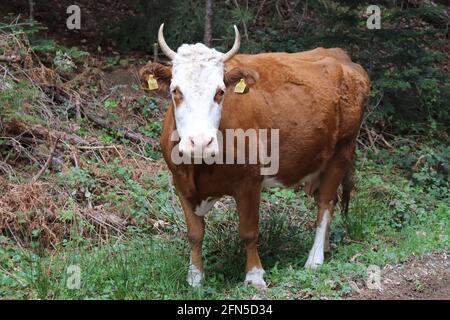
[1,151,448,300]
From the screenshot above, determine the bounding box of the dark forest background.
[2,0,449,132]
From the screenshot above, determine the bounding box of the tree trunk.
[28,0,34,23]
[203,0,213,47]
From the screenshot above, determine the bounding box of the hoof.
[244,267,267,289]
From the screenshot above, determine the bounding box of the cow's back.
[222,48,370,186]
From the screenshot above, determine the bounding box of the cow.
[139,24,370,288]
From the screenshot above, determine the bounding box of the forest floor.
[0,18,449,300]
[349,252,449,300]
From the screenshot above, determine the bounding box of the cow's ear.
[224,67,259,92]
[138,63,172,97]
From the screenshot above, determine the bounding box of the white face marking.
[194,197,218,217]
[171,44,226,158]
[305,209,331,269]
[244,267,266,288]
[187,255,204,287]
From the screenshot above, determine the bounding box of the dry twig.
[85,112,157,145]
[0,55,21,63]
[31,136,59,183]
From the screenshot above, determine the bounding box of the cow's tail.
[341,161,355,218]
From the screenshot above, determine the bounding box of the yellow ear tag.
[147,75,159,90]
[234,78,247,94]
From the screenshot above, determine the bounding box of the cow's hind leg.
[234,184,266,288]
[178,194,206,287]
[305,153,350,269]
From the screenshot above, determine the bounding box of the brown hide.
[158,47,370,209]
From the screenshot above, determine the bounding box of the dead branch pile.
[0,179,135,248]
[0,23,165,247]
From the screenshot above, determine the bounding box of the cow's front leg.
[178,194,205,287]
[235,185,266,288]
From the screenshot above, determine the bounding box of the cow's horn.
[158,23,176,60]
[223,25,241,62]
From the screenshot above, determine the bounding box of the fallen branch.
[31,136,59,182]
[362,122,378,154]
[7,120,97,146]
[412,155,426,172]
[378,133,393,149]
[80,210,126,234]
[0,55,21,63]
[74,93,82,123]
[77,145,118,150]
[85,112,157,145]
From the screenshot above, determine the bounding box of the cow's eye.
[214,89,225,102]
[172,88,183,97]
[172,88,183,106]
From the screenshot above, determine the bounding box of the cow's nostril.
[189,137,195,147]
[207,137,214,147]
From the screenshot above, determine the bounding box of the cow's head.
[139,24,258,159]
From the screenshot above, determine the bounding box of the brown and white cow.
[139,24,370,288]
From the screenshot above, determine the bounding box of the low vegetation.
[1,149,448,299]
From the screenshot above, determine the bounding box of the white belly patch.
[262,177,284,189]
[194,197,218,216]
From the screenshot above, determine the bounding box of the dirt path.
[349,252,449,300]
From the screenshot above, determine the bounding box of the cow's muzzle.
[179,133,219,159]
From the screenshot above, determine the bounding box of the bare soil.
[349,252,450,300]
